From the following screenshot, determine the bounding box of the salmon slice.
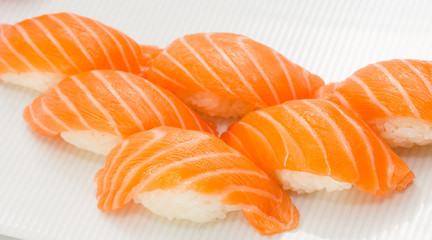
[146,32,324,118]
[138,45,163,78]
[315,59,432,147]
[95,127,299,235]
[0,12,149,92]
[221,99,414,195]
[0,24,10,32]
[23,70,217,155]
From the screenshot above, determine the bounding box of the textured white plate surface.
[1,0,432,239]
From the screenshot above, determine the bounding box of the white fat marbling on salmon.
[92,19,132,72]
[48,15,97,68]
[28,102,57,135]
[223,131,251,158]
[67,13,115,69]
[116,71,166,125]
[235,121,279,159]
[219,184,283,203]
[273,50,296,99]
[0,30,37,72]
[15,25,62,73]
[183,106,205,132]
[54,85,95,130]
[302,101,358,173]
[111,137,211,207]
[99,139,131,193]
[333,91,354,113]
[327,101,380,190]
[92,71,144,130]
[145,80,188,129]
[301,68,312,95]
[31,19,81,72]
[122,151,230,204]
[40,98,72,131]
[150,66,187,88]
[350,74,393,116]
[205,33,265,105]
[102,131,167,209]
[180,36,238,97]
[0,56,14,71]
[70,75,121,136]
[237,37,279,104]
[162,50,207,90]
[375,128,395,187]
[374,63,420,118]
[181,168,269,186]
[399,59,432,96]
[122,36,139,64]
[255,110,305,168]
[281,104,330,175]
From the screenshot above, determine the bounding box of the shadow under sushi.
[99,202,258,240]
[0,82,40,104]
[289,145,432,240]
[38,139,432,240]
[5,75,431,239]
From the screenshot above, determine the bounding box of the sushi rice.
[276,170,352,193]
[61,131,122,155]
[1,72,66,93]
[135,189,240,222]
[370,117,432,148]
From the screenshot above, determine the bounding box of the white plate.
[1,0,432,239]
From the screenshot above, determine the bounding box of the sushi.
[95,127,299,235]
[23,70,217,155]
[221,99,414,195]
[146,32,324,118]
[315,59,432,148]
[0,12,149,93]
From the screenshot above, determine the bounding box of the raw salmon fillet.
[146,32,324,117]
[222,99,414,195]
[0,12,150,92]
[315,59,432,124]
[23,70,217,154]
[315,59,432,147]
[95,127,299,235]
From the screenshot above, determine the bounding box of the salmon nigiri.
[95,127,299,235]
[221,99,414,195]
[23,70,216,155]
[315,59,432,148]
[146,32,324,118]
[0,12,150,93]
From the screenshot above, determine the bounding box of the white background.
[1,0,432,239]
